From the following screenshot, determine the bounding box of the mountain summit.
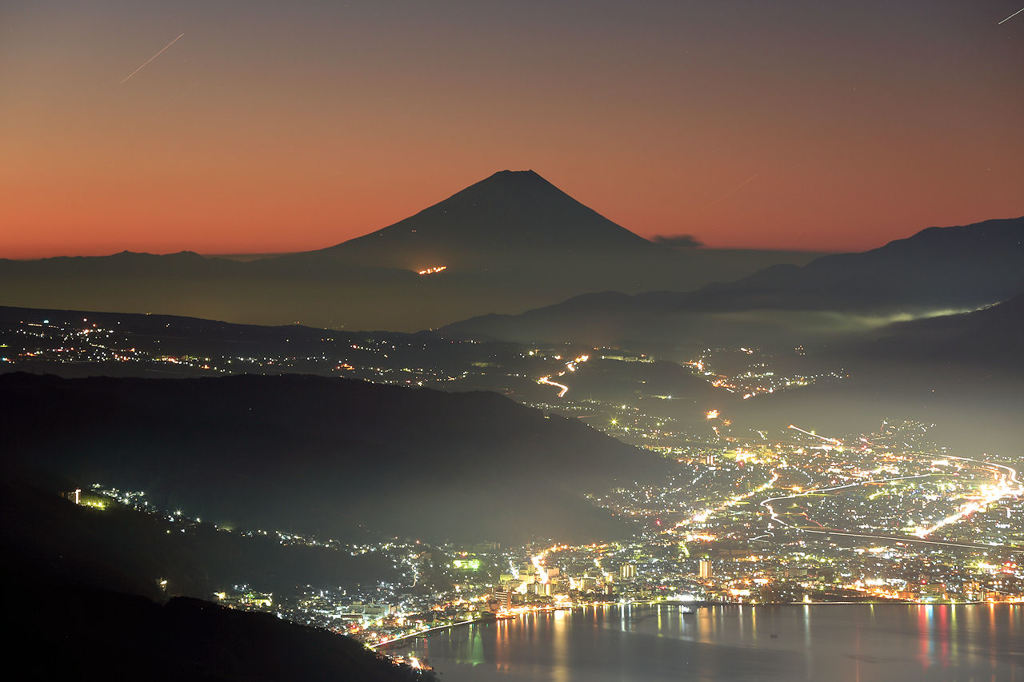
[0,170,819,331]
[317,170,657,271]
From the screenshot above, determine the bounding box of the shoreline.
[372,618,481,650]
[371,599,1015,649]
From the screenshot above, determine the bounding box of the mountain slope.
[7,583,432,682]
[444,216,1024,345]
[0,479,430,681]
[693,216,1024,311]
[0,170,819,331]
[0,373,670,543]
[314,170,658,270]
[725,298,1024,460]
[0,476,395,599]
[847,293,1024,374]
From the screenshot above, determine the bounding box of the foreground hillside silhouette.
[0,479,431,682]
[0,373,668,542]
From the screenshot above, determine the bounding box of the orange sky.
[2,1,1022,258]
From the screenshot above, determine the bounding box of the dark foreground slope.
[0,479,395,599]
[6,588,429,682]
[0,479,430,682]
[0,373,668,543]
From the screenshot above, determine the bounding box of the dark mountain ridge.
[840,293,1024,374]
[695,216,1024,311]
[443,216,1024,345]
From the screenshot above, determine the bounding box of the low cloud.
[651,234,703,248]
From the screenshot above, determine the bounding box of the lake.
[399,604,1024,681]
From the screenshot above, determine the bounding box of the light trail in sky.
[703,172,759,209]
[120,33,185,84]
[997,7,1024,24]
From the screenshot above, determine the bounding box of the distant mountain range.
[695,216,1024,311]
[0,170,818,331]
[444,216,1024,346]
[0,373,669,543]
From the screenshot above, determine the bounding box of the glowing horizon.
[2,1,1021,259]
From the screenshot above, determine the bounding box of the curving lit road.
[760,459,1024,551]
[911,455,1024,538]
[536,354,590,398]
[537,375,569,398]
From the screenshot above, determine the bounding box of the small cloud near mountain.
[651,234,703,248]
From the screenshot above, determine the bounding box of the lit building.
[699,559,713,580]
[491,589,512,611]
